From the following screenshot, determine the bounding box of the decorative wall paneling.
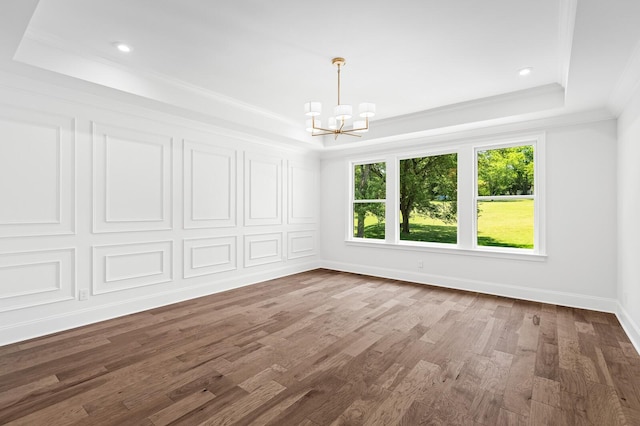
[288,161,317,224]
[244,152,282,226]
[92,241,173,295]
[92,122,173,233]
[183,236,237,278]
[0,105,75,238]
[287,230,316,260]
[0,248,75,312]
[183,140,236,229]
[0,77,319,346]
[244,233,283,267]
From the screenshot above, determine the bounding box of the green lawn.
[477,199,533,249]
[356,199,534,249]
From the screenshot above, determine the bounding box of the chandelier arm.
[349,116,369,132]
[312,131,337,137]
[311,118,335,134]
[336,131,362,137]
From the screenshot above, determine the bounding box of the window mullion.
[457,146,475,249]
[385,155,398,244]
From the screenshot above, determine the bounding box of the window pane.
[477,145,534,196]
[477,199,534,249]
[354,162,386,200]
[353,203,385,239]
[399,153,457,244]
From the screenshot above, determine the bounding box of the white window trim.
[346,133,546,261]
[349,159,387,242]
[472,137,545,255]
[396,149,459,246]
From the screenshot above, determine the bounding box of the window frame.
[349,159,388,242]
[345,133,546,260]
[473,140,542,253]
[396,148,460,248]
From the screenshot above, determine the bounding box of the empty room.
[1,0,640,425]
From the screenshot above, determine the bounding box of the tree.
[399,154,457,234]
[354,163,385,237]
[477,146,533,196]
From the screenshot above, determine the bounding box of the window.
[352,162,386,240]
[399,153,457,244]
[476,145,534,249]
[346,134,544,258]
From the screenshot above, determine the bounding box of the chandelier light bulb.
[359,102,376,118]
[304,101,322,116]
[305,118,319,133]
[328,117,337,130]
[334,104,353,120]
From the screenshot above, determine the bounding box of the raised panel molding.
[0,106,75,238]
[244,152,282,226]
[92,241,173,295]
[288,161,316,224]
[244,233,283,267]
[288,231,317,259]
[0,248,75,312]
[93,122,172,233]
[183,236,237,278]
[183,140,236,229]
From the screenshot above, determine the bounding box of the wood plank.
[364,360,440,425]
[0,269,639,425]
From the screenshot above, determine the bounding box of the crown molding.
[320,108,614,159]
[558,0,577,89]
[15,29,318,146]
[608,38,640,116]
[21,29,299,127]
[321,83,565,151]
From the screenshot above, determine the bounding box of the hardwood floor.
[1,269,640,425]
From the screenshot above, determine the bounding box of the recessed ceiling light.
[519,67,532,76]
[113,42,132,53]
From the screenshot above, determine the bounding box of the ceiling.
[2,0,640,148]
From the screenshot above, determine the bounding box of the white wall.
[321,119,618,311]
[0,65,632,351]
[617,86,640,348]
[0,73,320,346]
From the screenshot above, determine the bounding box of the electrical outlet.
[78,289,89,301]
[417,260,423,269]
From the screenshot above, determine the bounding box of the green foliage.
[477,146,534,196]
[399,153,457,234]
[354,162,386,200]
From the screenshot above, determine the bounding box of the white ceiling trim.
[608,38,640,116]
[557,0,577,89]
[320,108,615,159]
[322,84,565,150]
[16,28,313,141]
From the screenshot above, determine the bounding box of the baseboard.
[616,303,640,356]
[0,261,320,347]
[321,260,619,313]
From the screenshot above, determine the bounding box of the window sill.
[345,239,547,262]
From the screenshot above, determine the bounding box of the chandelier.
[304,57,376,139]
